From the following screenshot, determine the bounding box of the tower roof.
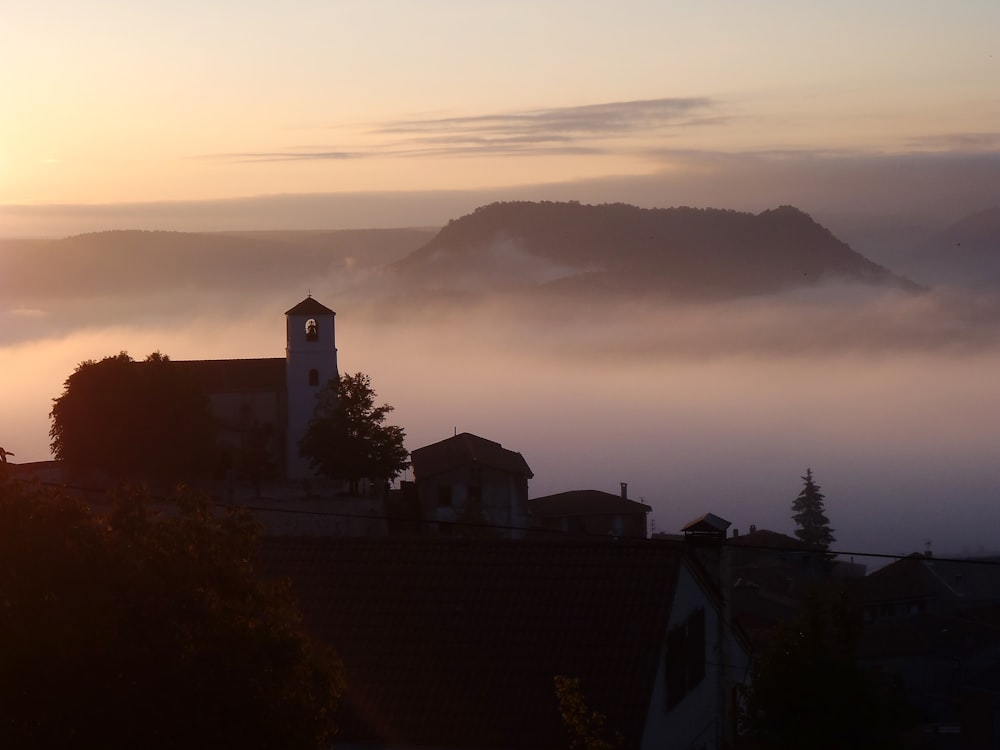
[285,296,335,316]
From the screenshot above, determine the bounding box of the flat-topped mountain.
[391,201,914,299]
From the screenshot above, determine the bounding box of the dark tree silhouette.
[791,468,835,551]
[740,584,912,749]
[0,476,342,749]
[49,351,216,483]
[299,371,409,494]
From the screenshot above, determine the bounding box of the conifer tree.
[791,468,836,550]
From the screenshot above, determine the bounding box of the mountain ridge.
[390,201,915,299]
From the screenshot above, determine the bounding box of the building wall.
[641,562,749,750]
[206,390,286,478]
[536,512,647,539]
[417,465,530,538]
[285,309,338,479]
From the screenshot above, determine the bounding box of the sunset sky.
[4,0,998,224]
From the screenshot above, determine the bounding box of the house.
[857,552,1000,742]
[408,432,533,538]
[260,536,750,750]
[172,295,339,481]
[529,484,652,539]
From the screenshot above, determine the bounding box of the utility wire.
[14,477,1000,567]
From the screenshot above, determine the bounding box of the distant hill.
[0,228,435,305]
[901,207,1000,287]
[390,202,914,300]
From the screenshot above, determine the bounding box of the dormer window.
[305,319,318,341]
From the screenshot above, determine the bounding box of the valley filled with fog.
[4,271,1000,563]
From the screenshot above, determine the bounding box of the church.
[172,295,339,480]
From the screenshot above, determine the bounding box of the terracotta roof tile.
[530,489,652,517]
[411,432,533,480]
[171,358,285,393]
[259,537,686,749]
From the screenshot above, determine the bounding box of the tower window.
[305,319,318,341]
[308,369,319,386]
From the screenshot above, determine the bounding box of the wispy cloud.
[215,97,720,163]
[904,132,1000,150]
[375,97,715,137]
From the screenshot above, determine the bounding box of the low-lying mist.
[4,281,999,561]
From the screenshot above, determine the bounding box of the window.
[305,319,318,341]
[437,486,452,508]
[467,484,482,506]
[665,607,706,710]
[308,369,319,386]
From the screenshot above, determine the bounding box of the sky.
[3,1,999,235]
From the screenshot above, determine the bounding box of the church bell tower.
[285,295,339,479]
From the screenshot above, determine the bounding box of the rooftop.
[259,536,689,749]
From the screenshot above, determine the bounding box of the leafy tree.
[235,413,280,495]
[554,675,623,750]
[740,584,912,749]
[0,475,342,749]
[791,468,835,550]
[49,351,216,483]
[299,371,409,494]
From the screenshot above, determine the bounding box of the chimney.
[620,482,628,501]
[732,528,739,538]
[749,523,757,533]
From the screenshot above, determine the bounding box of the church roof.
[285,296,335,316]
[172,358,285,394]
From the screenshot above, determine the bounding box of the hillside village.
[6,291,1000,749]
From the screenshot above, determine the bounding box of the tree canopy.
[791,468,836,550]
[0,475,342,749]
[740,584,912,749]
[299,371,409,493]
[49,351,216,483]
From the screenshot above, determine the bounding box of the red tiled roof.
[259,537,686,749]
[681,512,731,535]
[171,358,285,394]
[411,432,533,480]
[530,489,652,517]
[728,529,813,551]
[861,553,1000,605]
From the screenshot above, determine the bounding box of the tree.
[554,675,623,750]
[0,475,342,749]
[49,351,216,483]
[299,371,409,494]
[740,584,912,749]
[791,468,835,551]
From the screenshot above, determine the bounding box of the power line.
[13,477,1000,567]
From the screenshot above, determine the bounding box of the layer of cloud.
[217,97,720,163]
[3,149,999,240]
